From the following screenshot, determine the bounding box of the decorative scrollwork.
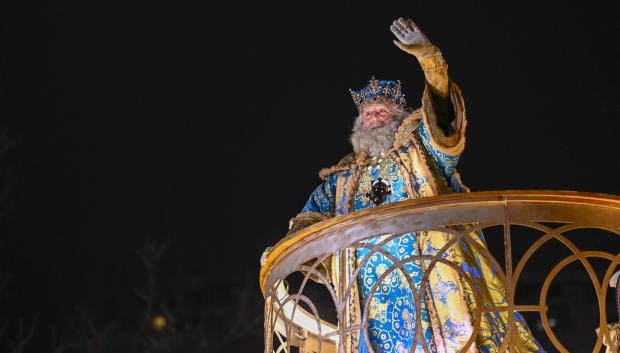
[261,191,620,353]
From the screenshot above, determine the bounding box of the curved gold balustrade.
[260,191,620,353]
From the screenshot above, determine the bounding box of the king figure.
[283,18,546,353]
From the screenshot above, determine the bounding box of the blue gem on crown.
[350,77,407,113]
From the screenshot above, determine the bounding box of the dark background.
[1,0,619,352]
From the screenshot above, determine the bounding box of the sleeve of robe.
[418,79,467,178]
[287,172,336,232]
[299,172,337,214]
[401,43,467,182]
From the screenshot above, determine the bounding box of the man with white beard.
[283,18,546,353]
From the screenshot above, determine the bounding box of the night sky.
[1,0,619,351]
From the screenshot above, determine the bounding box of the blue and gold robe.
[290,82,546,353]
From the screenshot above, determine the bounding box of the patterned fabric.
[297,90,546,352]
[354,159,435,352]
[355,232,437,353]
[354,158,409,209]
[418,120,460,178]
[302,172,337,215]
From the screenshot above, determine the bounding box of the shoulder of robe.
[318,152,356,181]
[318,150,373,180]
[392,108,423,149]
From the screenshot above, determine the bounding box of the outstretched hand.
[390,18,435,57]
[391,17,450,97]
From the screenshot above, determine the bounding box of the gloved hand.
[390,18,435,58]
[390,18,449,97]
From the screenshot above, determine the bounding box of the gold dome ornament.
[152,314,167,331]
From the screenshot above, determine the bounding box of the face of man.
[351,103,407,157]
[361,103,396,129]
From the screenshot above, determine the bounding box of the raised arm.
[391,18,467,178]
[391,18,449,98]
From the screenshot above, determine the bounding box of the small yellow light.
[153,315,167,331]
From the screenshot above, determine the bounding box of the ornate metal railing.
[260,191,620,353]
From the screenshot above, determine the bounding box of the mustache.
[350,113,405,157]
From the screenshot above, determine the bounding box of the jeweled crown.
[350,77,407,113]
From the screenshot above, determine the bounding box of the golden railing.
[260,191,620,353]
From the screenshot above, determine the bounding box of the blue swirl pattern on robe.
[417,118,460,178]
[353,157,437,353]
[302,172,337,214]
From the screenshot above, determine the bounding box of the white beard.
[350,110,408,157]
